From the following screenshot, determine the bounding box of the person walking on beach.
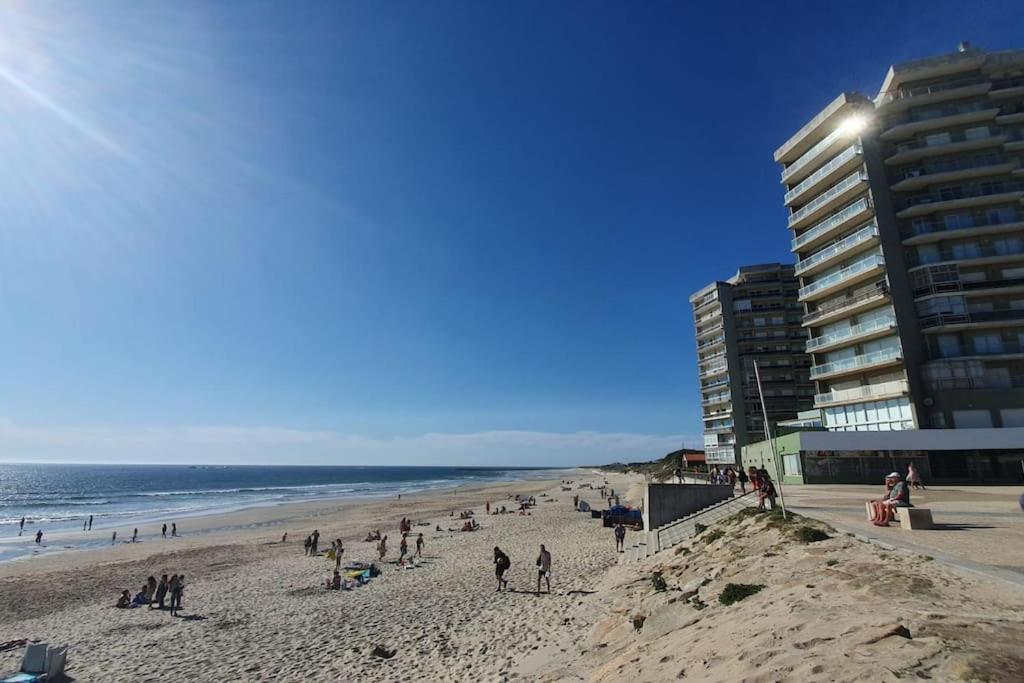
[111,531,117,545]
[907,463,925,490]
[171,522,177,537]
[303,536,312,556]
[88,514,93,531]
[614,523,626,553]
[84,520,88,532]
[151,574,169,610]
[415,533,424,558]
[737,467,749,494]
[34,530,43,545]
[399,534,408,565]
[162,523,167,539]
[19,517,25,536]
[494,546,510,591]
[378,535,388,561]
[132,528,138,543]
[536,544,552,595]
[311,529,320,555]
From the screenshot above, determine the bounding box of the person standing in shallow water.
[162,523,167,538]
[88,515,93,531]
[35,530,43,545]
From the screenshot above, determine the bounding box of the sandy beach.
[3,472,1024,682]
[0,469,642,681]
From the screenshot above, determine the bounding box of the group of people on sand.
[493,544,552,595]
[116,573,185,616]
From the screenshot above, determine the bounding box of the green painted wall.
[740,432,806,485]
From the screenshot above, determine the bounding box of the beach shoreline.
[0,467,572,566]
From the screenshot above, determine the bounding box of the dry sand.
[0,470,640,681]
[3,474,1023,682]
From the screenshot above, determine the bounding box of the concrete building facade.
[690,263,814,465]
[774,44,1024,433]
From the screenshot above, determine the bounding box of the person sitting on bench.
[868,472,911,526]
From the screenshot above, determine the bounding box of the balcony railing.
[814,379,909,406]
[803,282,889,325]
[701,378,730,390]
[911,240,1024,267]
[891,99,993,127]
[919,308,1024,329]
[906,210,1021,239]
[932,340,1024,358]
[898,152,1006,181]
[926,374,1024,390]
[701,392,731,406]
[806,314,898,352]
[809,346,903,379]
[696,335,726,350]
[904,181,1024,209]
[879,76,988,106]
[699,349,727,363]
[788,170,867,227]
[705,422,734,433]
[894,127,999,155]
[781,128,844,183]
[913,275,1024,297]
[784,144,862,205]
[799,254,886,300]
[700,363,729,377]
[792,197,873,251]
[794,224,879,275]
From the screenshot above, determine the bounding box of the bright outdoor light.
[837,113,869,136]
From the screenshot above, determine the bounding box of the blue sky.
[1,1,1022,465]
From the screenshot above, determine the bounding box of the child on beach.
[415,533,424,558]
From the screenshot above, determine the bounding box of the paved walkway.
[779,484,1024,589]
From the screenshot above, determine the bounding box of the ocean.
[0,463,558,543]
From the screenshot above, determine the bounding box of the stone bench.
[864,502,934,530]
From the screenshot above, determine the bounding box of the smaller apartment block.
[690,264,814,465]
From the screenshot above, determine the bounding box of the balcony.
[890,155,1016,192]
[876,77,991,113]
[880,103,999,142]
[701,377,730,391]
[885,131,1006,167]
[698,349,727,364]
[806,314,898,353]
[809,345,903,380]
[792,197,874,252]
[931,339,1024,359]
[804,283,890,326]
[919,308,1024,330]
[697,335,726,351]
[903,212,1023,245]
[794,224,880,277]
[798,254,887,302]
[990,76,1024,99]
[695,321,725,339]
[781,127,846,185]
[814,379,910,407]
[925,373,1024,391]
[909,240,1024,269]
[788,170,869,230]
[897,181,1024,219]
[700,362,729,378]
[784,144,863,207]
[705,422,735,434]
[913,275,1024,298]
[701,391,731,406]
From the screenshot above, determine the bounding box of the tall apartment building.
[690,263,814,465]
[774,43,1024,434]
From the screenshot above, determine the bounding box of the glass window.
[953,409,993,428]
[964,126,989,141]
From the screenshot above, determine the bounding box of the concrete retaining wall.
[642,483,734,530]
